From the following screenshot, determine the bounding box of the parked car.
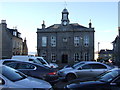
[35,56,59,68]
[0,59,59,84]
[12,55,58,68]
[0,65,52,89]
[58,61,113,81]
[65,68,120,90]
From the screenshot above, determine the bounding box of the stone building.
[0,20,13,59]
[112,27,120,66]
[22,38,28,55]
[0,20,28,59]
[37,8,95,64]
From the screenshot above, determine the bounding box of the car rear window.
[1,66,26,82]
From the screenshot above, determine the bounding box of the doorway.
[62,54,68,63]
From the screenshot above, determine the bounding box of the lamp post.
[98,42,100,59]
[80,37,83,61]
[98,42,100,53]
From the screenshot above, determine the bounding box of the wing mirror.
[78,67,82,70]
[110,82,120,86]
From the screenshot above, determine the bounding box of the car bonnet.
[14,77,52,88]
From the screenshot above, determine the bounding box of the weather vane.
[64,1,67,8]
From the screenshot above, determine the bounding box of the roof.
[37,23,94,32]
[62,8,69,14]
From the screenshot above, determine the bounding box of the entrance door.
[62,54,68,63]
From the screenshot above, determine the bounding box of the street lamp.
[80,37,83,61]
[98,42,100,53]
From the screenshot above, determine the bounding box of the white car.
[12,55,58,68]
[0,65,52,89]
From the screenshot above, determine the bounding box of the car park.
[0,65,52,89]
[65,68,120,90]
[0,59,59,84]
[58,61,113,81]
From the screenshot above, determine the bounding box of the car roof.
[76,61,106,65]
[0,59,31,63]
[0,59,51,69]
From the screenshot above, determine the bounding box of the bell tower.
[61,8,70,26]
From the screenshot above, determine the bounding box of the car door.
[76,64,94,78]
[17,62,37,77]
[88,64,108,77]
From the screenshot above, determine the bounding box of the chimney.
[1,20,6,24]
[1,20,7,29]
[42,20,45,29]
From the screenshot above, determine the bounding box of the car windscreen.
[32,58,42,64]
[37,58,48,64]
[72,62,85,69]
[99,70,119,82]
[1,66,27,82]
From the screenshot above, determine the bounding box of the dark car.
[65,68,120,90]
[1,59,59,84]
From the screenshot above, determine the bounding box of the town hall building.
[37,8,95,64]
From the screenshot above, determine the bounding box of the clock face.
[63,21,67,25]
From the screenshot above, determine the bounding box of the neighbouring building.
[22,38,28,55]
[37,8,95,64]
[98,49,113,62]
[0,20,28,59]
[112,27,120,66]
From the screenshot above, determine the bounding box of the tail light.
[48,71,57,75]
[51,66,54,68]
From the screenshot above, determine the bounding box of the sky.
[0,1,119,55]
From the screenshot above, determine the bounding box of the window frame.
[51,36,56,47]
[74,36,80,47]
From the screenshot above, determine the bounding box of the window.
[51,53,56,62]
[18,63,36,69]
[41,51,46,59]
[63,14,67,20]
[113,76,120,83]
[82,64,91,69]
[90,64,107,69]
[5,62,18,69]
[84,36,89,47]
[85,52,89,61]
[74,36,80,47]
[51,36,56,47]
[2,66,27,82]
[63,38,67,42]
[13,31,17,36]
[18,33,21,38]
[42,36,47,47]
[74,53,80,62]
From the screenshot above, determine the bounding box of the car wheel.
[66,73,76,81]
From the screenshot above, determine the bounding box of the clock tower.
[61,8,70,26]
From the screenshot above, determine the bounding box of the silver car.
[58,61,113,81]
[0,65,52,89]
